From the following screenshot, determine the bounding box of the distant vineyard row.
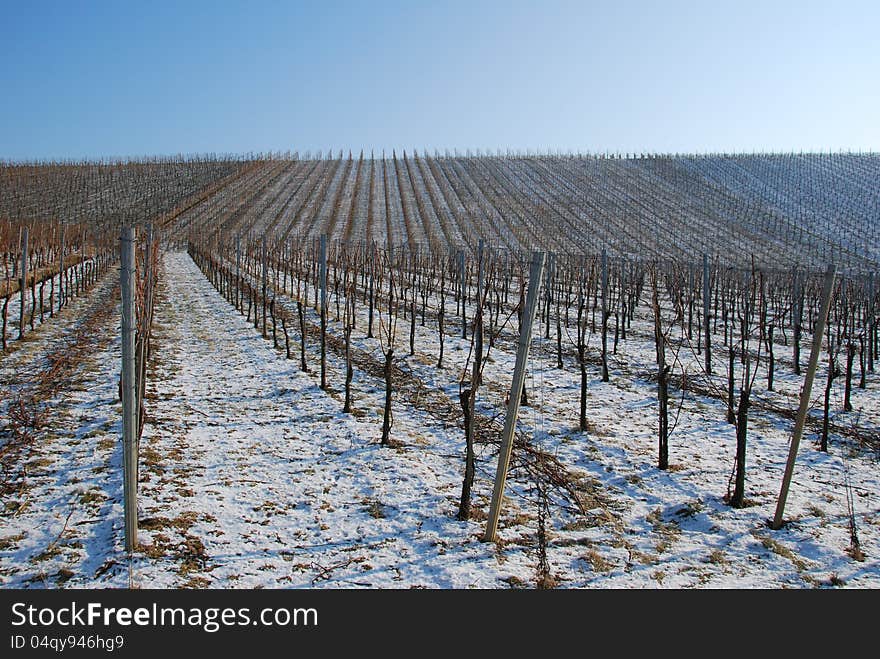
[2,152,878,273]
[170,152,880,273]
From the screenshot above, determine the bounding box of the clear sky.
[1,0,878,160]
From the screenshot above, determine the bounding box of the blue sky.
[1,0,878,160]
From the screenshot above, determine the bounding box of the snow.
[133,252,514,588]
[0,272,127,587]
[1,250,878,589]
[1,261,95,348]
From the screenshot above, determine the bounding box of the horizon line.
[3,147,880,167]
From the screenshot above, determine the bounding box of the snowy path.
[136,252,520,588]
[143,250,880,589]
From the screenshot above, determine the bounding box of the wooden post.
[544,252,555,339]
[58,224,65,312]
[703,254,711,375]
[261,236,268,338]
[368,243,375,338]
[459,249,467,339]
[484,251,545,543]
[868,271,875,372]
[320,233,327,390]
[600,248,609,381]
[137,223,153,444]
[793,268,803,374]
[772,264,836,530]
[235,234,241,312]
[78,231,85,297]
[475,239,484,361]
[458,249,467,339]
[688,263,695,340]
[19,227,28,339]
[120,224,138,552]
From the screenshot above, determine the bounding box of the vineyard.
[1,152,878,588]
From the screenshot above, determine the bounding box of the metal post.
[120,225,138,552]
[320,234,327,390]
[772,264,836,530]
[484,251,546,542]
[19,227,28,339]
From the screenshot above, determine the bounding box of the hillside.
[1,152,878,589]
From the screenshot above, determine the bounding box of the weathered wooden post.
[772,264,836,530]
[320,233,328,390]
[544,252,555,340]
[120,224,138,552]
[475,239,485,358]
[136,223,154,444]
[19,227,29,340]
[484,251,545,542]
[459,248,467,339]
[792,268,803,374]
[868,271,875,372]
[235,234,241,312]
[600,248,609,381]
[367,242,375,338]
[58,224,65,312]
[688,262,695,340]
[261,235,268,338]
[703,253,711,375]
[76,230,84,297]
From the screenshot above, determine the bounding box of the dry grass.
[467,506,489,522]
[78,489,105,506]
[828,573,846,587]
[707,549,727,565]
[757,534,809,572]
[30,545,62,563]
[536,573,559,589]
[141,447,164,469]
[97,437,116,451]
[363,499,386,519]
[27,457,53,470]
[0,532,27,551]
[181,576,211,589]
[647,507,681,554]
[583,548,615,572]
[561,518,603,531]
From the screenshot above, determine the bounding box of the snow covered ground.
[134,252,509,588]
[0,273,128,588]
[1,259,98,349]
[1,250,878,588]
